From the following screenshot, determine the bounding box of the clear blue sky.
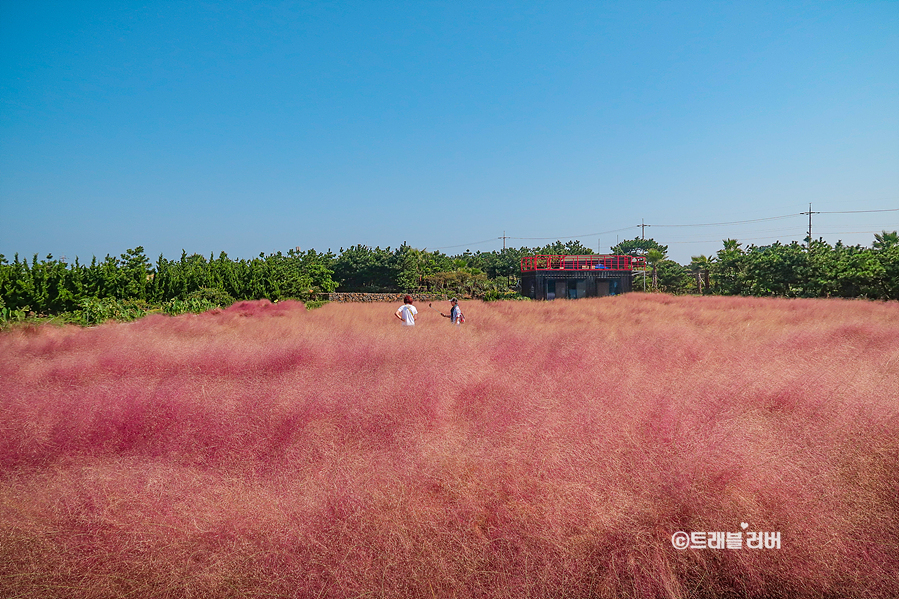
[1,1,897,264]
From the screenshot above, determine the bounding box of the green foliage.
[161,286,236,316]
[610,237,669,257]
[622,234,899,299]
[644,248,666,291]
[533,240,596,256]
[304,300,330,310]
[0,305,29,325]
[482,289,530,302]
[712,239,746,295]
[162,298,220,316]
[0,247,338,324]
[76,298,148,325]
[2,232,896,326]
[688,255,713,294]
[393,243,423,293]
[702,236,899,300]
[873,230,899,251]
[329,239,596,297]
[186,287,235,307]
[420,268,488,298]
[464,248,524,280]
[333,245,397,292]
[332,243,452,293]
[743,241,811,296]
[152,248,337,303]
[655,259,691,294]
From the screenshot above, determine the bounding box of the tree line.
[622,232,899,300]
[1,232,896,323]
[0,240,591,321]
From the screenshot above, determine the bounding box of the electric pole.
[800,203,820,247]
[637,220,650,290]
[639,219,650,240]
[500,231,511,288]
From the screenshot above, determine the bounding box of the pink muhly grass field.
[1,295,898,598]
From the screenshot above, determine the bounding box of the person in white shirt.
[395,295,418,326]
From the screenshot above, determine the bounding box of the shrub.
[162,297,220,316]
[185,287,235,307]
[482,289,530,302]
[75,298,147,325]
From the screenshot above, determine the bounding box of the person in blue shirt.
[440,298,464,325]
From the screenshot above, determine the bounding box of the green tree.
[644,248,665,291]
[873,230,899,251]
[743,242,810,297]
[529,240,596,256]
[334,245,395,292]
[392,243,422,293]
[610,237,668,257]
[689,255,713,294]
[655,259,691,294]
[710,239,746,295]
[120,247,152,300]
[874,244,899,299]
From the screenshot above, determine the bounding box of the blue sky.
[1,1,897,264]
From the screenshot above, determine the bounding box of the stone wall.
[320,292,451,303]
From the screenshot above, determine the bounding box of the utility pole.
[638,220,650,290]
[800,203,820,247]
[639,219,650,240]
[500,231,512,289]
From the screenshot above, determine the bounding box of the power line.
[508,226,639,241]
[652,214,800,228]
[668,235,804,245]
[427,206,896,252]
[430,237,501,250]
[619,208,896,230]
[666,230,891,245]
[818,208,899,214]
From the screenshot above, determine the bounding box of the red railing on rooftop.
[520,254,646,272]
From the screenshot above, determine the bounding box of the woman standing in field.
[395,295,418,326]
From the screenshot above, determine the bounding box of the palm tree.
[873,230,899,251]
[689,255,713,294]
[645,248,665,291]
[722,239,741,252]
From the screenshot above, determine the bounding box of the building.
[520,254,646,300]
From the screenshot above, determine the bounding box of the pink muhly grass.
[0,296,897,598]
